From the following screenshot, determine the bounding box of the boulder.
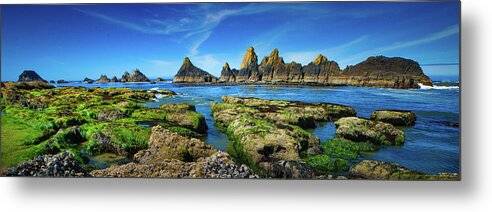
[260,160,315,178]
[370,110,416,126]
[335,117,404,145]
[349,160,459,180]
[173,57,217,83]
[17,70,48,83]
[121,69,150,82]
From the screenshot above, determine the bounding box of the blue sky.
[1,2,460,81]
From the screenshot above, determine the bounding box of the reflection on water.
[59,82,460,174]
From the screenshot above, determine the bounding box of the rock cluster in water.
[349,160,459,180]
[174,47,433,88]
[5,152,88,177]
[173,57,218,83]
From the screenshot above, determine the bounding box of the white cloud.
[339,24,459,66]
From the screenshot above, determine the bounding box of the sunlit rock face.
[173,57,217,83]
[213,47,433,88]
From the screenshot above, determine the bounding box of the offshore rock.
[212,48,434,88]
[121,69,150,82]
[336,56,433,88]
[17,70,48,83]
[83,77,94,84]
[173,57,217,83]
[96,75,110,83]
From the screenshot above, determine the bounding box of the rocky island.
[173,47,433,89]
[173,57,218,83]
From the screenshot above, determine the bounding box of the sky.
[1,2,460,81]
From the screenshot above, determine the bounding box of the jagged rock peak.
[183,57,193,66]
[265,48,284,65]
[240,47,258,69]
[223,62,231,71]
[313,54,329,65]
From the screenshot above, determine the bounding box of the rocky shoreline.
[174,47,433,89]
[0,71,458,180]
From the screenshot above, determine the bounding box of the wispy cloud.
[75,4,280,56]
[339,24,459,66]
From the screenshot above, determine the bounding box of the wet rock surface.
[91,126,256,178]
[5,152,88,177]
[335,117,405,145]
[349,160,459,180]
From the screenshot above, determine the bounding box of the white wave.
[418,83,459,90]
[149,87,160,91]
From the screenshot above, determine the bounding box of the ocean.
[57,81,460,174]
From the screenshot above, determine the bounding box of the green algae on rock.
[370,110,417,126]
[349,160,459,180]
[91,126,257,178]
[0,82,185,171]
[335,117,405,145]
[211,96,356,177]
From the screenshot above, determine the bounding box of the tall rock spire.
[174,57,217,83]
[240,47,258,69]
[313,54,328,65]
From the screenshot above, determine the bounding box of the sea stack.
[219,62,237,83]
[236,47,259,82]
[121,69,150,82]
[173,57,217,83]
[17,70,48,83]
[96,75,110,83]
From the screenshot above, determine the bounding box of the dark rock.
[96,75,110,83]
[49,80,56,84]
[219,63,237,82]
[83,77,94,84]
[261,160,315,178]
[173,57,217,83]
[56,79,69,84]
[5,152,88,177]
[17,70,48,83]
[110,76,119,82]
[302,54,342,84]
[121,69,150,82]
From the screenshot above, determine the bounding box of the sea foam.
[418,83,459,90]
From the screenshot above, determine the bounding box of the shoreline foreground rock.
[174,47,433,89]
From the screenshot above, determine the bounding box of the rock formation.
[349,160,459,180]
[96,75,110,83]
[182,47,434,88]
[17,70,48,83]
[120,69,150,82]
[56,79,69,84]
[110,76,119,82]
[83,77,94,84]
[173,57,217,83]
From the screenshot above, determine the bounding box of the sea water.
[58,81,460,174]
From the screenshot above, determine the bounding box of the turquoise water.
[58,82,460,174]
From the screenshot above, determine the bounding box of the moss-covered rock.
[348,160,459,180]
[91,126,257,178]
[211,96,356,177]
[370,110,416,126]
[335,117,404,145]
